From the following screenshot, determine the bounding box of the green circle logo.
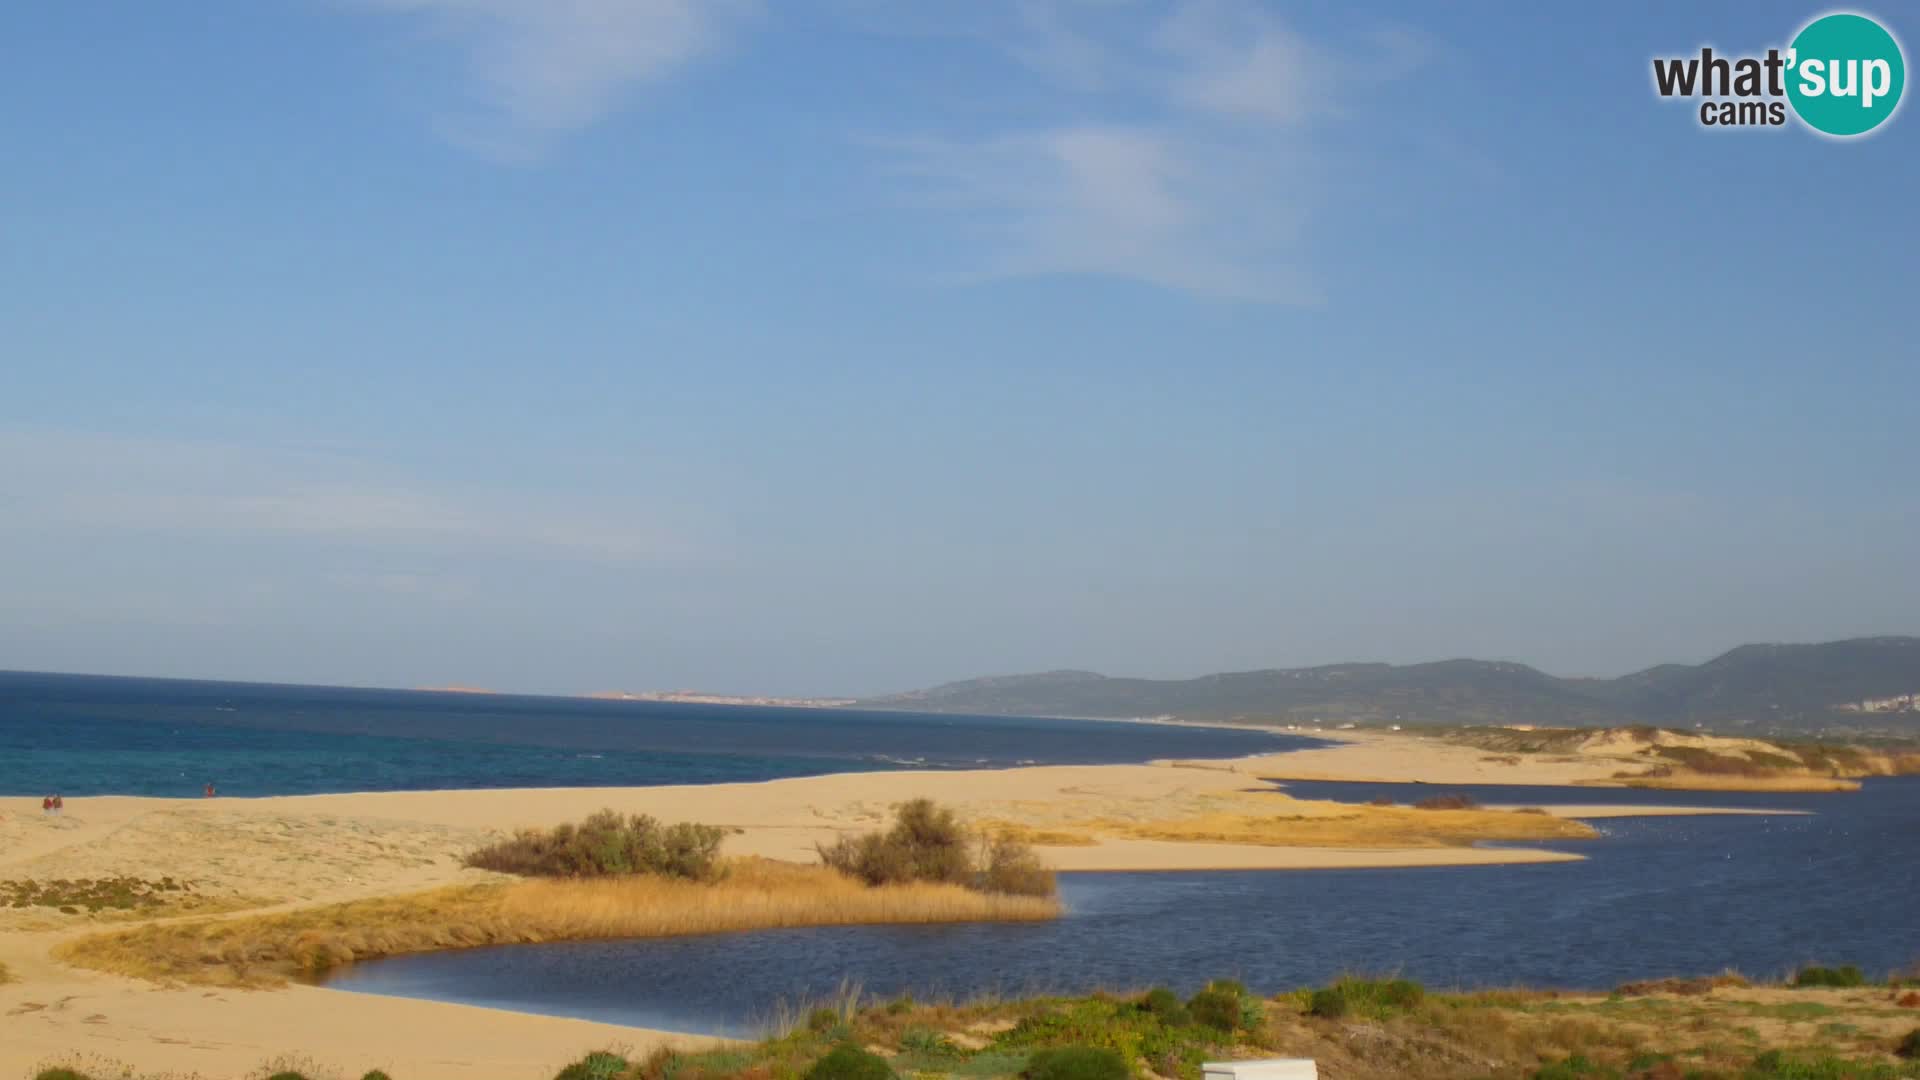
[1787,13,1906,136]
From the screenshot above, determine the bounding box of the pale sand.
[1231,729,1636,785]
[0,734,1804,1079]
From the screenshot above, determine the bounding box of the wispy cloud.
[0,428,699,564]
[355,0,757,156]
[883,126,1318,304]
[871,0,1430,303]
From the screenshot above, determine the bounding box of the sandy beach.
[0,732,1809,1080]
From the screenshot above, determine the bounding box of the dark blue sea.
[327,777,1920,1037]
[0,670,1306,797]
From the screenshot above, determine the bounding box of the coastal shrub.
[1792,966,1865,988]
[818,799,1056,898]
[554,1050,629,1080]
[807,1007,844,1033]
[1137,987,1189,1026]
[804,1044,896,1080]
[1898,1028,1920,1059]
[1024,1046,1131,1080]
[1307,977,1425,1020]
[1187,980,1261,1033]
[1412,793,1481,811]
[978,834,1058,898]
[34,1071,92,1080]
[360,1072,393,1080]
[465,811,725,881]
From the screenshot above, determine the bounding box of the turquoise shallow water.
[0,670,1311,797]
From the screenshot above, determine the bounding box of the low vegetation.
[28,969,1920,1080]
[56,858,1057,987]
[1444,725,1920,792]
[464,809,729,881]
[1050,800,1596,849]
[1795,965,1868,989]
[818,799,1056,898]
[2,876,200,914]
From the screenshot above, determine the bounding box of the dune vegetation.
[29,971,1920,1080]
[818,798,1057,897]
[55,856,1059,987]
[1443,725,1920,792]
[982,793,1596,851]
[464,810,730,881]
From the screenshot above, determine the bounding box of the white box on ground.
[1202,1060,1318,1080]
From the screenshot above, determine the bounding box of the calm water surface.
[327,778,1920,1036]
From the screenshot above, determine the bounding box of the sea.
[0,670,1306,798]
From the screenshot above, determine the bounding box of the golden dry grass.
[1091,805,1596,848]
[984,801,1595,849]
[1620,772,1862,792]
[977,823,1101,847]
[56,858,1059,987]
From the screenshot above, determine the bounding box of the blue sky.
[2,1,1915,696]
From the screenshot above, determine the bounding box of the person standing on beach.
[204,782,216,798]
[42,795,52,817]
[51,794,63,817]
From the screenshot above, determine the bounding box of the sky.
[2,2,1916,697]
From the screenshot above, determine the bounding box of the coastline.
[0,733,1815,1080]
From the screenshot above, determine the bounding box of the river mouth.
[319,777,1920,1037]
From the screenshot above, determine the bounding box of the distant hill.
[857,637,1920,736]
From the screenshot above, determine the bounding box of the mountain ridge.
[856,637,1920,735]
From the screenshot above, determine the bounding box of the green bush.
[467,810,726,881]
[34,1071,94,1080]
[900,1027,964,1059]
[807,1006,844,1032]
[263,1073,312,1080]
[805,1044,896,1080]
[818,799,1055,897]
[1024,1046,1131,1080]
[1306,977,1425,1020]
[1136,987,1189,1026]
[977,834,1058,898]
[361,1073,394,1080]
[1791,966,1866,988]
[1186,983,1250,1033]
[1530,1055,1619,1080]
[554,1050,630,1080]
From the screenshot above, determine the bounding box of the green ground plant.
[1023,1046,1131,1080]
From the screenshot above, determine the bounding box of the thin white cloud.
[885,126,1318,304]
[0,428,698,564]
[870,0,1429,303]
[356,0,757,154]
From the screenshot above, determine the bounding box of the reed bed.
[498,858,1059,939]
[56,859,1058,988]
